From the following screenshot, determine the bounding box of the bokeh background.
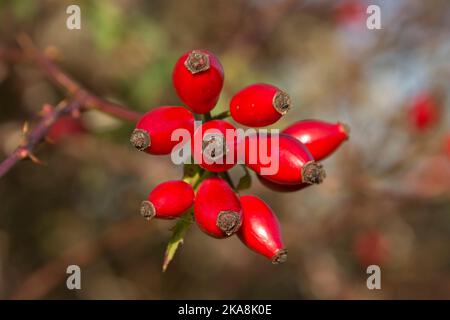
[0,0,449,299]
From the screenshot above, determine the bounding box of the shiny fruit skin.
[282,120,349,161]
[243,133,326,185]
[238,195,287,263]
[230,83,291,127]
[192,120,238,172]
[257,174,308,193]
[173,50,224,114]
[194,177,242,238]
[140,180,195,220]
[131,106,194,155]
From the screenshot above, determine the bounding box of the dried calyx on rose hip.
[243,132,326,185]
[173,49,224,114]
[230,83,291,127]
[238,195,287,264]
[130,106,195,155]
[194,177,242,238]
[282,119,350,161]
[192,120,238,172]
[140,180,195,220]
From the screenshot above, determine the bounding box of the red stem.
[0,35,144,178]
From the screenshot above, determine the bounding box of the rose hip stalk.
[192,120,238,172]
[238,195,287,264]
[243,133,326,185]
[130,106,195,155]
[230,83,291,127]
[140,180,195,220]
[194,177,242,238]
[173,50,224,114]
[282,120,349,161]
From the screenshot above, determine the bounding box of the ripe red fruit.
[130,106,195,155]
[194,177,242,238]
[238,195,287,263]
[192,120,238,172]
[243,133,326,185]
[282,120,349,161]
[140,180,195,220]
[230,83,291,127]
[47,116,86,143]
[257,174,307,193]
[173,50,224,114]
[408,92,439,131]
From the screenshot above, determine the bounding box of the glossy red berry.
[130,106,195,155]
[192,120,238,172]
[243,133,326,185]
[140,180,195,220]
[282,120,349,161]
[230,83,291,127]
[408,92,439,131]
[257,174,308,193]
[173,50,224,114]
[238,195,287,263]
[194,177,242,238]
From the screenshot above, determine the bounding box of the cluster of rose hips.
[130,50,349,264]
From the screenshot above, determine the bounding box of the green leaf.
[162,212,193,272]
[237,165,252,190]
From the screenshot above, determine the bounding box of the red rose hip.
[192,120,238,172]
[47,116,86,143]
[282,119,349,161]
[243,133,326,185]
[173,50,224,114]
[257,174,308,193]
[194,177,242,238]
[230,83,291,127]
[140,180,195,220]
[130,106,195,155]
[238,195,287,263]
[408,92,440,131]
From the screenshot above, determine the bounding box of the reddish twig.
[16,34,142,122]
[0,35,144,178]
[0,99,81,178]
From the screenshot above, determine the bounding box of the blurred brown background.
[0,0,449,299]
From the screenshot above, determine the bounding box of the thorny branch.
[0,35,143,178]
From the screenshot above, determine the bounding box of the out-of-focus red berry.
[46,116,86,143]
[334,0,365,26]
[408,92,439,131]
[353,230,389,266]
